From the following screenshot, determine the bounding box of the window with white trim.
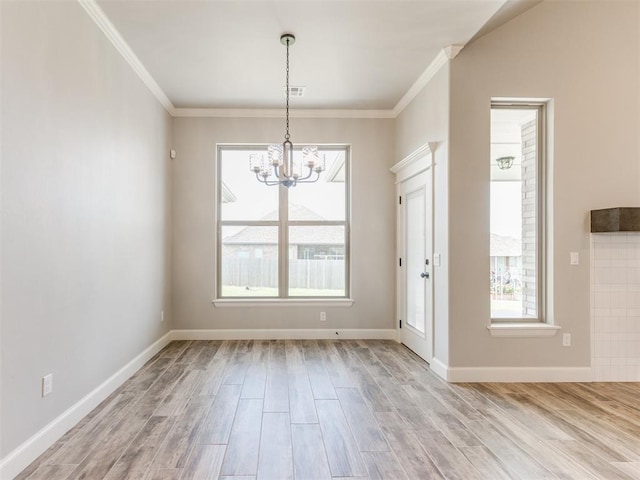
[217,145,350,299]
[490,103,545,321]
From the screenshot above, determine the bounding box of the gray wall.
[4,0,639,465]
[1,1,172,457]
[172,117,395,331]
[447,0,640,367]
[395,66,451,365]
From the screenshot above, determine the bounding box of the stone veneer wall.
[591,233,640,381]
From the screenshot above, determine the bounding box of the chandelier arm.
[296,171,321,184]
[296,167,315,181]
[261,177,284,187]
[256,172,276,186]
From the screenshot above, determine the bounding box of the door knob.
[420,272,429,279]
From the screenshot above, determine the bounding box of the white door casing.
[391,144,434,363]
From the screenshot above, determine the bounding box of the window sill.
[487,323,561,338]
[213,298,355,308]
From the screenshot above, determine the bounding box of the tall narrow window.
[490,103,544,320]
[218,145,349,299]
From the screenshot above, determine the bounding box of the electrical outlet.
[42,374,53,397]
[320,311,326,322]
[160,310,164,323]
[563,333,571,347]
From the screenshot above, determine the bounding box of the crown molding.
[173,107,395,119]
[391,45,464,118]
[443,44,464,60]
[78,0,176,115]
[79,0,461,120]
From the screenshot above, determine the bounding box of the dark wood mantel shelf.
[591,207,640,232]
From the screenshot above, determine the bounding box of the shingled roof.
[490,233,522,257]
[223,204,343,245]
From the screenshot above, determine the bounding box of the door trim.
[392,144,435,363]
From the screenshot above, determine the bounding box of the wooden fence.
[221,258,345,290]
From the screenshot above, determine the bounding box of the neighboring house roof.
[223,204,343,245]
[490,233,522,257]
[224,226,343,245]
[259,204,325,221]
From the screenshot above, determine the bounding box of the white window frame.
[489,101,548,326]
[214,144,351,304]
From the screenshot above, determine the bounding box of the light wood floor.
[16,340,640,480]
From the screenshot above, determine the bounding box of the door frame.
[391,143,435,362]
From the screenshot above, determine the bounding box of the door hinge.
[399,196,402,205]
[399,257,402,267]
[399,320,402,329]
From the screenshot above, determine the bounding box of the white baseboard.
[1,327,593,479]
[444,366,593,383]
[171,328,398,341]
[0,331,172,480]
[429,357,449,381]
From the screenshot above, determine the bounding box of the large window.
[490,103,545,320]
[217,145,349,299]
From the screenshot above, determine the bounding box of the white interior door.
[400,170,433,362]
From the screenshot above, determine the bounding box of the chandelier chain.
[285,37,290,141]
[249,33,325,188]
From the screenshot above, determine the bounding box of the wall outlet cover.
[42,374,53,397]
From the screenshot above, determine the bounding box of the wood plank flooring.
[16,340,640,480]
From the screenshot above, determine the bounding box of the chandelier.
[249,34,325,187]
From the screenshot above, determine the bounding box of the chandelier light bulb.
[268,144,283,166]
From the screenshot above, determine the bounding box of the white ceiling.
[95,0,526,111]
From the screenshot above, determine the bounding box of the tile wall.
[591,232,640,381]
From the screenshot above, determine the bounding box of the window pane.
[490,108,538,318]
[220,148,279,221]
[288,225,346,297]
[288,149,346,221]
[220,226,278,297]
[405,187,426,333]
